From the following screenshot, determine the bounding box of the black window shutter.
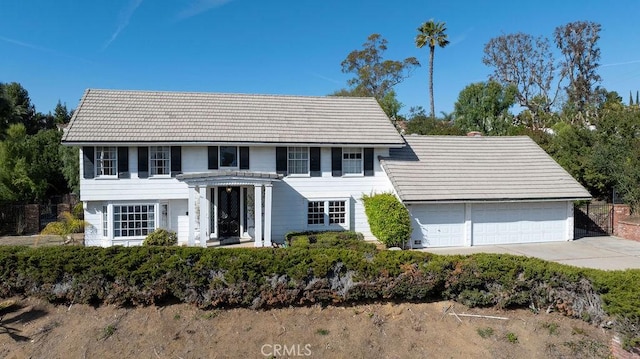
[364,148,374,176]
[83,147,94,179]
[208,146,219,170]
[276,147,287,175]
[310,147,321,177]
[117,147,130,178]
[239,147,250,170]
[331,147,342,177]
[171,146,182,177]
[138,147,148,178]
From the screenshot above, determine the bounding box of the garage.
[380,136,592,248]
[410,204,465,248]
[471,202,568,245]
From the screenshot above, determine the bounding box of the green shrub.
[362,192,411,248]
[143,229,178,246]
[287,231,375,252]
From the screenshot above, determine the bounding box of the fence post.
[24,204,40,235]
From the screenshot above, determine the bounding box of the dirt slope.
[0,297,612,359]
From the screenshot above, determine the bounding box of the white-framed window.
[113,204,155,237]
[150,146,171,176]
[96,146,117,177]
[102,205,108,237]
[307,199,349,229]
[220,146,238,168]
[342,148,363,175]
[288,147,309,174]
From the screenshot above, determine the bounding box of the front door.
[218,187,240,238]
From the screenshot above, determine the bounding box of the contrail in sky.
[102,0,144,51]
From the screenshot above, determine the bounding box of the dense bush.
[362,192,411,247]
[143,229,178,246]
[0,245,638,349]
[286,230,375,252]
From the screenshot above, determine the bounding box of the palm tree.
[416,20,450,118]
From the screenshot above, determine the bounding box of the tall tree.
[0,82,38,136]
[416,19,450,118]
[554,21,602,123]
[339,34,419,102]
[53,101,72,124]
[453,81,517,135]
[482,33,562,128]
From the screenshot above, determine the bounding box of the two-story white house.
[62,89,591,248]
[62,89,404,247]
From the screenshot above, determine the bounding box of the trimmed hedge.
[143,229,178,246]
[0,245,638,349]
[362,192,411,248]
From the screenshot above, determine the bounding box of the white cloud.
[101,0,145,51]
[0,35,91,63]
[176,0,234,21]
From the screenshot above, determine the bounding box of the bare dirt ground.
[0,297,612,359]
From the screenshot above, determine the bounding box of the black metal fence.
[574,202,613,239]
[0,204,27,236]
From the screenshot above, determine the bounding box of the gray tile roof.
[380,135,591,202]
[62,89,404,145]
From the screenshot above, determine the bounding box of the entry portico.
[177,171,282,247]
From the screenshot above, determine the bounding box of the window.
[307,201,324,225]
[342,148,362,174]
[220,146,238,167]
[102,205,108,237]
[113,204,155,237]
[328,201,346,224]
[288,147,309,174]
[307,199,348,228]
[149,146,171,176]
[96,146,117,176]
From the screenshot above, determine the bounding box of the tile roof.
[61,89,404,145]
[380,135,591,202]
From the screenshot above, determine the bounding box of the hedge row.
[0,245,638,348]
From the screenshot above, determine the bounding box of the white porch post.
[264,184,273,247]
[254,184,263,247]
[188,185,197,246]
[200,186,208,248]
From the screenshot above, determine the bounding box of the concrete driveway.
[422,236,640,271]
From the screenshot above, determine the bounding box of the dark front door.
[218,187,240,238]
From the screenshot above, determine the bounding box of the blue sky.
[1,0,640,117]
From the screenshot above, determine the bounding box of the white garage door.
[472,202,567,246]
[410,204,465,248]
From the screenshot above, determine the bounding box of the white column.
[566,201,574,241]
[188,186,197,246]
[200,186,208,248]
[263,184,273,247]
[254,184,263,247]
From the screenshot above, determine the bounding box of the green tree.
[60,145,80,194]
[416,19,450,118]
[483,33,561,127]
[0,82,39,136]
[0,124,68,202]
[53,101,72,124]
[554,21,602,123]
[405,106,466,136]
[453,81,517,135]
[339,33,419,102]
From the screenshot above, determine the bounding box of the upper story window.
[149,146,171,176]
[96,146,117,177]
[342,148,363,175]
[208,146,249,170]
[220,146,238,168]
[288,147,309,174]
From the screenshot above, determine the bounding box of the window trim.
[288,146,310,176]
[112,203,157,239]
[95,146,117,178]
[342,147,363,176]
[149,146,171,177]
[306,198,350,230]
[219,146,239,168]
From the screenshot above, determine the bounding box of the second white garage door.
[471,202,568,245]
